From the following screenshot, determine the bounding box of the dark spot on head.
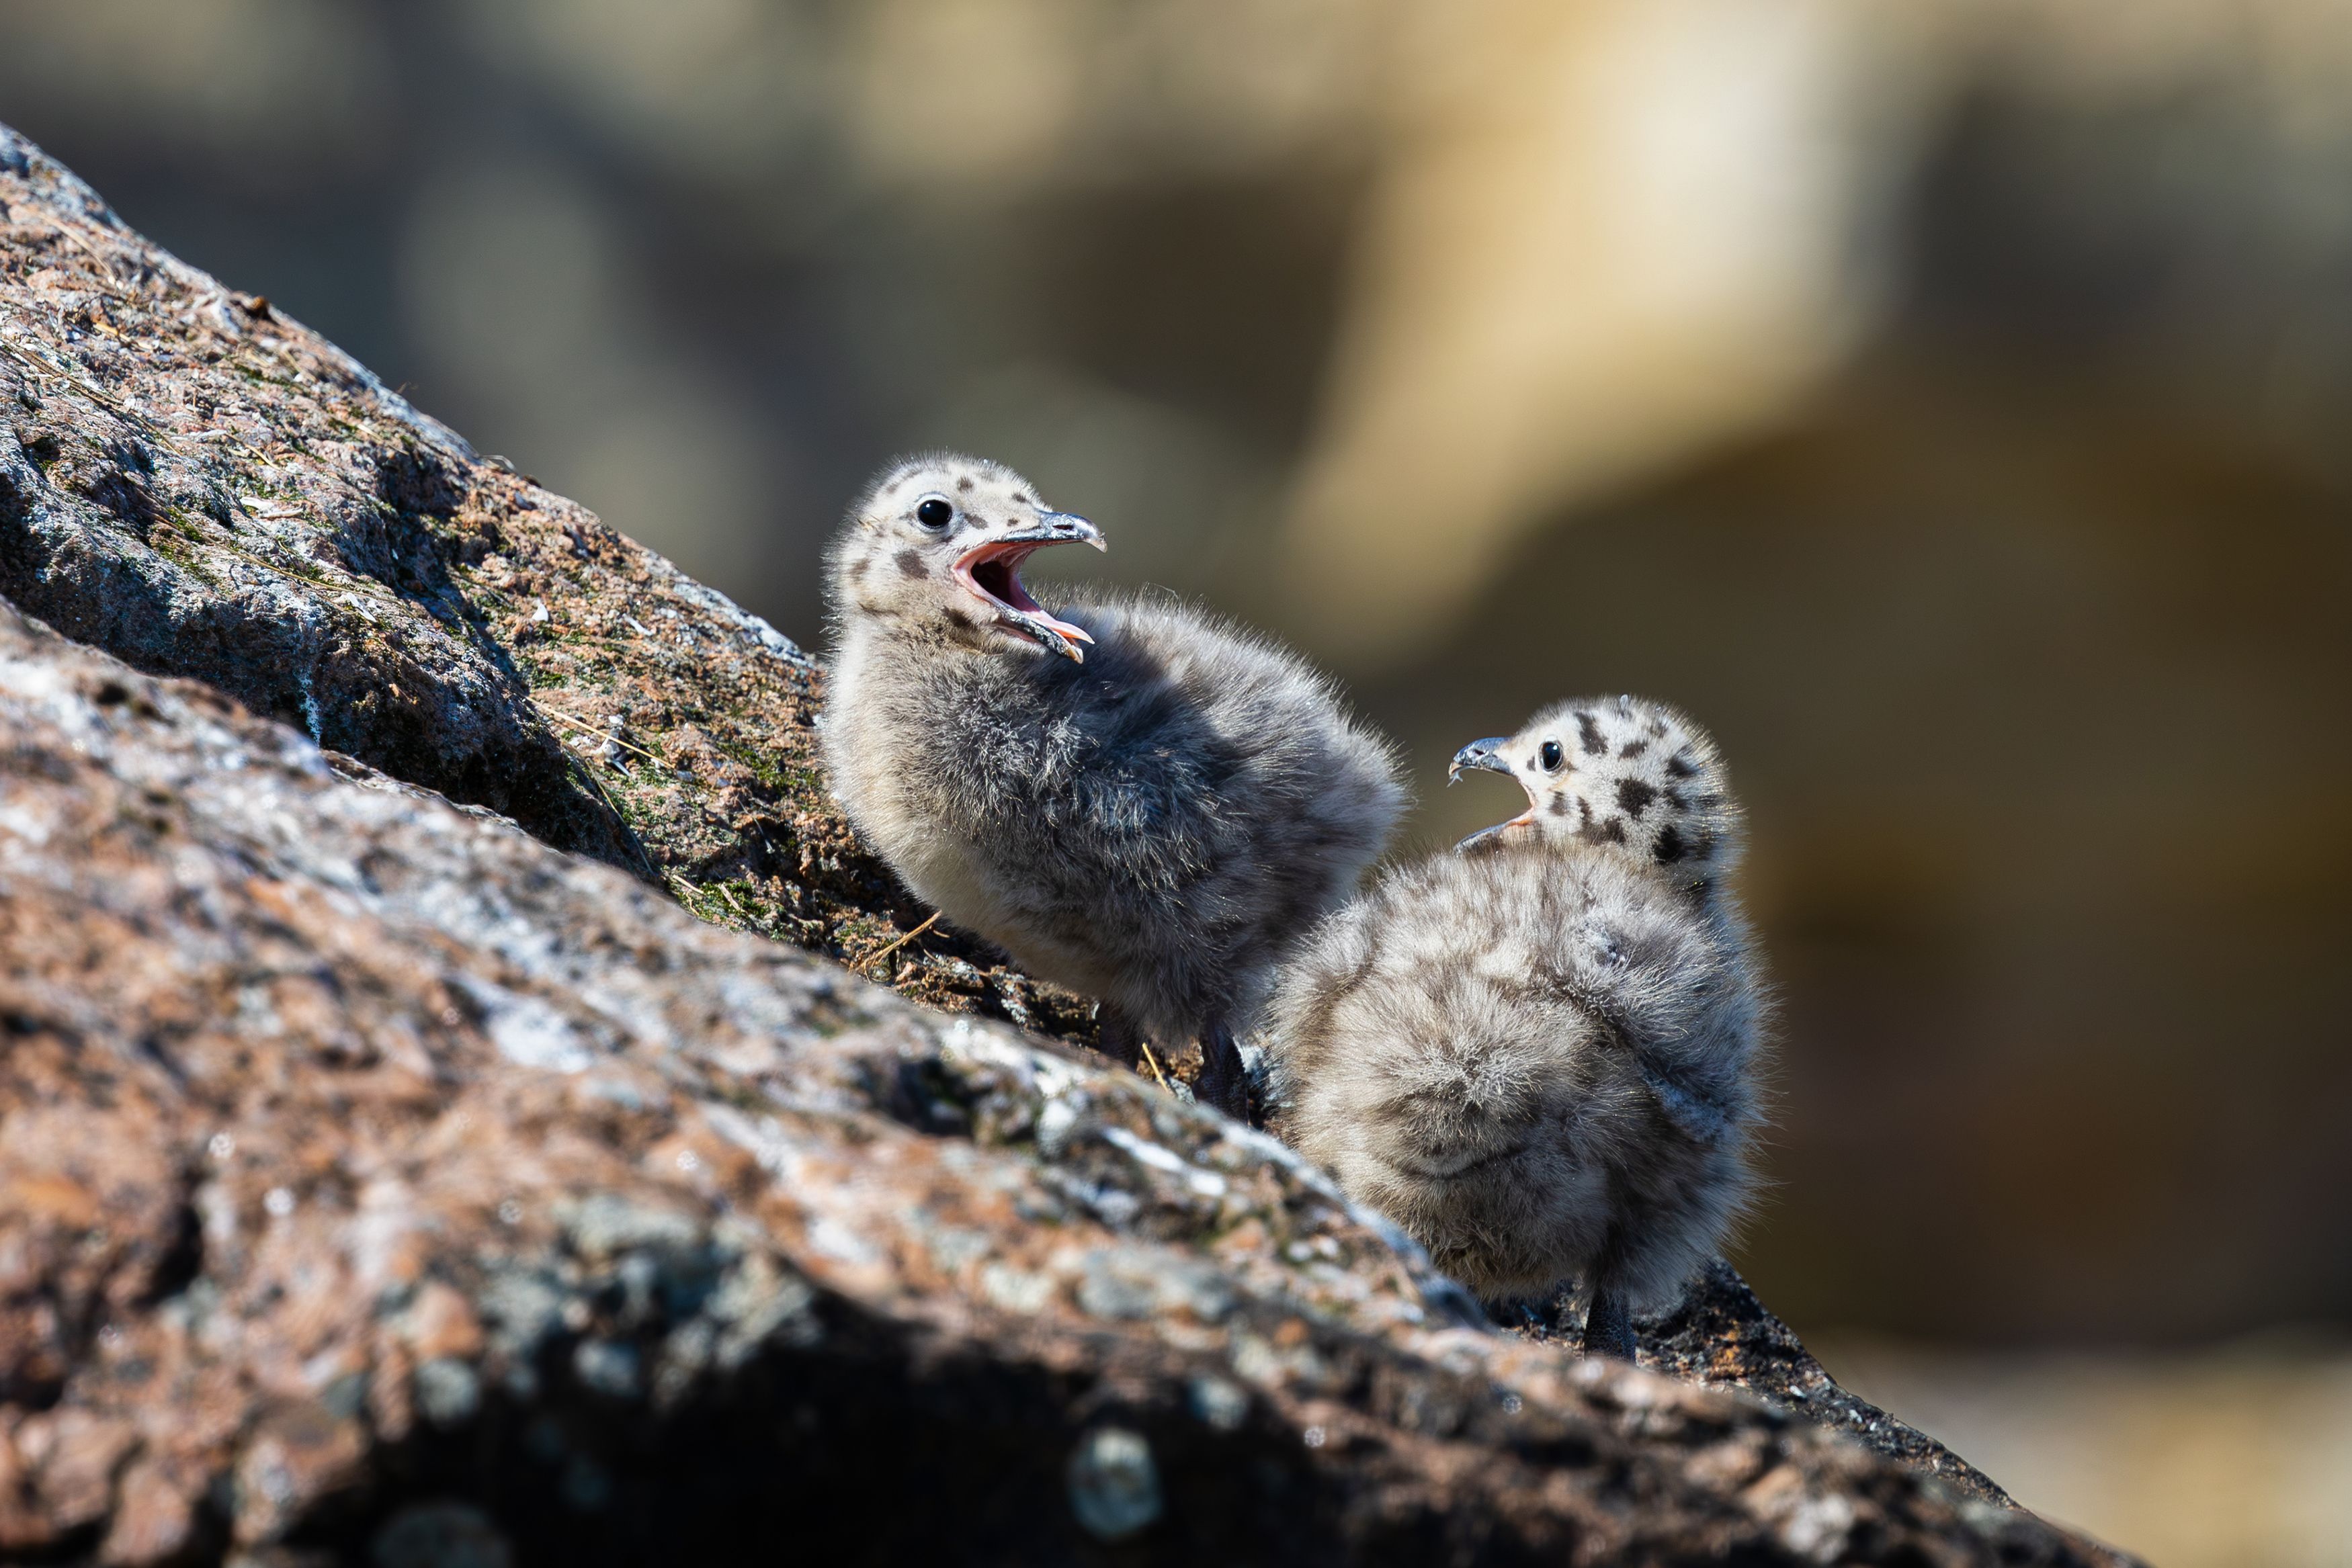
[943,607,978,631]
[93,679,130,707]
[1616,779,1656,817]
[1013,493,1032,505]
[1653,824,1686,865]
[1664,787,1686,810]
[1647,717,1669,738]
[1549,795,1570,816]
[1576,711,1605,755]
[1665,752,1699,779]
[1618,740,1648,759]
[1579,816,1629,846]
[1577,797,1593,827]
[956,476,974,492]
[894,548,929,579]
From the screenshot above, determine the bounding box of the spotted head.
[827,452,1106,662]
[1447,695,1740,897]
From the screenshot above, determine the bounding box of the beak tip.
[1450,739,1513,777]
[1035,511,1105,550]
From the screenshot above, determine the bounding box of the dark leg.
[1095,1005,1143,1072]
[1194,1021,1256,1125]
[1581,1278,1638,1362]
[1581,1221,1640,1360]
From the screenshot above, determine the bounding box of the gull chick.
[1265,695,1765,1356]
[822,453,1406,1117]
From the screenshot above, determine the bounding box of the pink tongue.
[1038,609,1093,645]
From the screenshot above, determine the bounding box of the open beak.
[1447,737,1533,851]
[954,511,1107,663]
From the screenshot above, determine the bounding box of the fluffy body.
[1267,695,1764,1316]
[824,454,1406,1094]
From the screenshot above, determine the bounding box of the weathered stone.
[0,123,1090,1048]
[1509,1260,2025,1510]
[0,123,2139,1564]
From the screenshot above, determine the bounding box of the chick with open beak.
[1445,698,1740,910]
[826,454,1105,661]
[823,453,1408,1121]
[1264,695,1766,1360]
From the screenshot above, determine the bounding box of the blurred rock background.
[3,1,2347,1559]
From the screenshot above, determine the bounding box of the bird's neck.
[837,617,1070,712]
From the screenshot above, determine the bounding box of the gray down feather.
[823,454,1406,1090]
[1265,696,1767,1309]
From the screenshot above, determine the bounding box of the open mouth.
[955,537,1097,661]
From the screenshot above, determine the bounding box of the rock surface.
[0,125,2134,1565]
[0,124,1089,1047]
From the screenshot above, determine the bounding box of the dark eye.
[1539,740,1564,772]
[915,497,954,529]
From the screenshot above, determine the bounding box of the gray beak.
[1004,510,1107,550]
[1450,737,1519,852]
[1447,738,1513,786]
[1010,610,1091,664]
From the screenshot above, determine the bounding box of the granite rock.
[0,123,2135,1565]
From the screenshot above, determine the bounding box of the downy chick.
[1265,695,1765,1356]
[823,453,1406,1118]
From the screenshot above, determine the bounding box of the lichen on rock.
[0,122,1091,1046]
